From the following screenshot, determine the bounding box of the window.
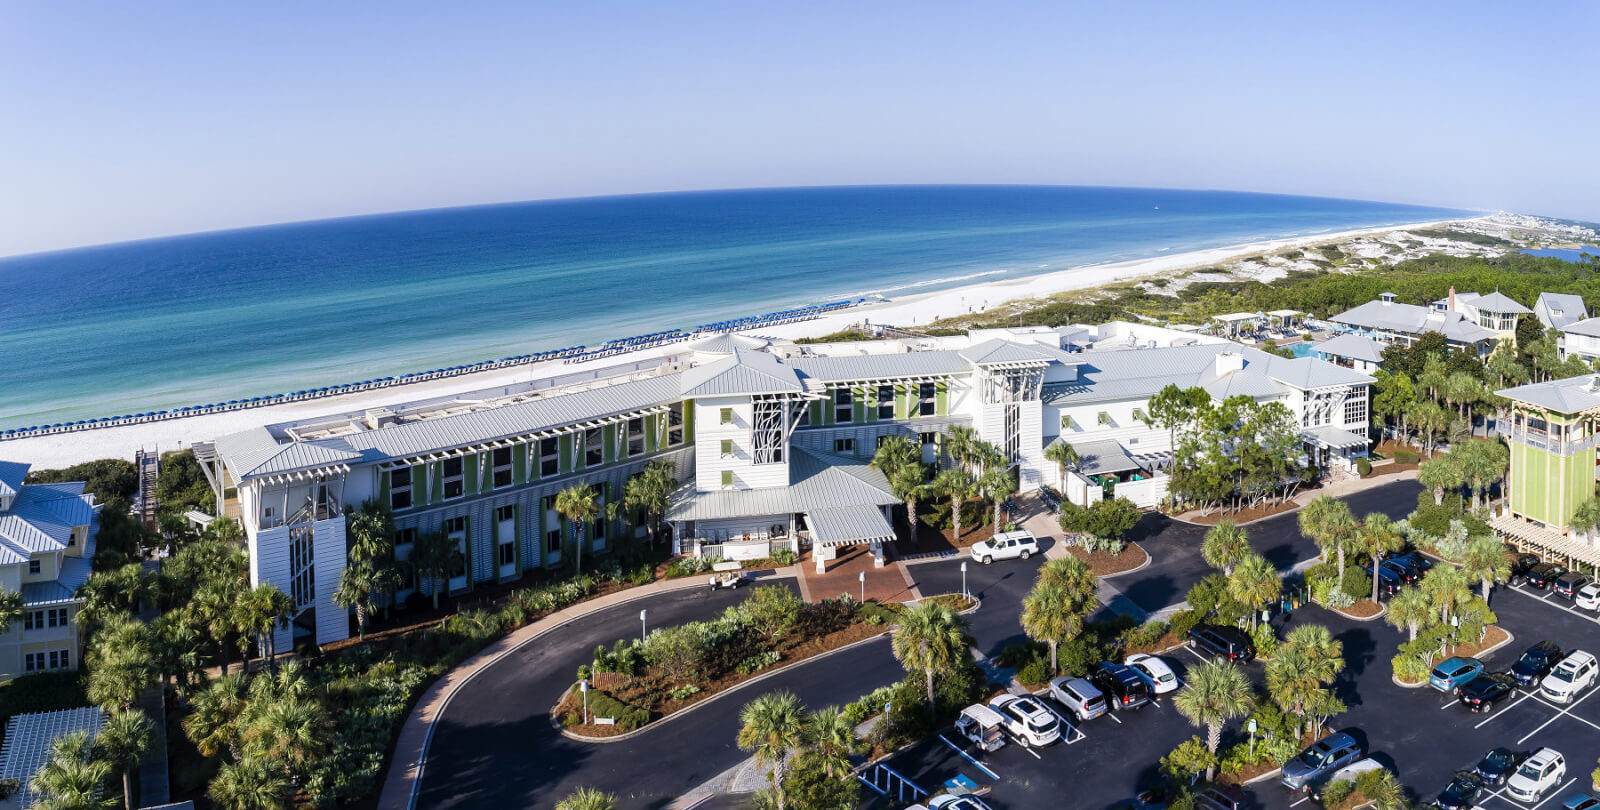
[878,385,895,420]
[720,407,734,424]
[1344,389,1368,427]
[627,417,645,457]
[877,435,890,449]
[834,438,856,454]
[444,516,468,580]
[585,428,603,467]
[1097,411,1111,426]
[496,504,517,569]
[540,437,560,478]
[492,447,513,489]
[68,532,76,548]
[835,389,853,423]
[667,402,685,446]
[391,467,413,510]
[49,649,69,670]
[500,541,516,566]
[289,526,315,609]
[28,559,40,575]
[23,651,66,673]
[1132,408,1145,423]
[919,431,936,446]
[720,439,735,458]
[24,611,38,631]
[442,457,464,499]
[48,607,66,628]
[919,382,937,416]
[395,528,417,590]
[546,529,563,554]
[721,470,734,488]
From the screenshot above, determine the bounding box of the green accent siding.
[513,446,527,485]
[513,507,523,577]
[465,453,479,497]
[809,400,823,426]
[603,424,618,465]
[853,387,866,424]
[559,434,573,474]
[644,414,659,454]
[430,462,444,503]
[682,400,695,443]
[936,381,949,416]
[1511,441,1597,530]
[896,383,910,420]
[378,471,391,508]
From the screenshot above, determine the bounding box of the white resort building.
[195,324,1373,648]
[0,462,98,680]
[1328,291,1501,352]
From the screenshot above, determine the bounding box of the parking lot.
[874,556,1600,810]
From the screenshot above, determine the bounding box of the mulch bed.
[893,504,998,555]
[1126,631,1188,656]
[1394,625,1512,684]
[1179,497,1314,526]
[1065,542,1148,577]
[1336,599,1384,619]
[555,620,887,736]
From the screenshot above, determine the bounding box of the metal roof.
[1497,374,1600,414]
[1537,293,1588,330]
[788,351,970,382]
[1313,333,1386,364]
[1204,370,1283,400]
[1266,309,1302,317]
[685,333,770,354]
[1329,300,1499,344]
[0,461,25,499]
[23,556,91,607]
[1066,438,1145,476]
[1040,343,1370,407]
[679,348,804,397]
[1561,316,1600,339]
[958,339,1057,367]
[807,505,894,547]
[1305,426,1369,448]
[1212,312,1262,323]
[0,707,105,810]
[666,447,898,521]
[212,429,362,479]
[1468,291,1531,314]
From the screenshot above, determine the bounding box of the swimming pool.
[1288,341,1315,358]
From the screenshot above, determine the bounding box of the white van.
[970,530,1039,565]
[953,704,1009,752]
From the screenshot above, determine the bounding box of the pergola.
[1491,514,1600,576]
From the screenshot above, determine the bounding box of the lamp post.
[1247,718,1257,761]
[640,608,648,642]
[579,678,590,725]
[859,571,866,603]
[961,561,968,599]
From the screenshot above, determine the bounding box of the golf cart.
[709,560,750,590]
[954,704,1008,752]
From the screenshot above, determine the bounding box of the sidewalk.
[375,566,799,810]
[1171,468,1418,526]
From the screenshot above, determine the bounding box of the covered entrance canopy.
[806,505,894,549]
[1067,438,1145,477]
[1304,426,1368,450]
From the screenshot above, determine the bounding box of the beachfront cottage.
[197,325,1374,647]
[0,462,97,680]
[1328,291,1501,353]
[1491,373,1600,574]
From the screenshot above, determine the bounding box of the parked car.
[1527,563,1568,589]
[1089,662,1152,711]
[1048,676,1108,722]
[1192,786,1246,810]
[1506,748,1566,803]
[1392,551,1435,574]
[1540,650,1599,703]
[1372,565,1405,598]
[1188,625,1256,663]
[954,704,1008,752]
[931,796,992,810]
[1429,656,1485,694]
[1554,572,1593,600]
[1578,583,1600,611]
[1459,672,1517,712]
[1561,793,1600,810]
[1476,747,1528,786]
[1379,558,1421,584]
[1125,654,1180,694]
[1314,758,1386,799]
[970,530,1039,565]
[1281,731,1365,792]
[1508,553,1542,586]
[1511,641,1565,687]
[988,694,1061,747]
[1433,771,1485,810]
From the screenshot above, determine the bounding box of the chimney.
[1448,286,1456,312]
[1589,375,1600,393]
[1215,352,1245,377]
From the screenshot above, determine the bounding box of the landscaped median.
[554,589,979,739]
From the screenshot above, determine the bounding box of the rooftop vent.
[363,408,397,430]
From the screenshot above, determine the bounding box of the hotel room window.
[390,468,413,510]
[496,505,516,567]
[919,431,936,446]
[442,457,464,499]
[834,389,853,423]
[627,417,645,456]
[721,439,735,458]
[1343,391,1367,426]
[721,470,734,488]
[585,428,604,467]
[28,560,40,575]
[834,438,855,454]
[668,402,685,445]
[445,516,468,580]
[919,382,937,416]
[540,437,560,477]
[492,447,513,488]
[878,385,895,419]
[720,407,734,424]
[547,529,562,554]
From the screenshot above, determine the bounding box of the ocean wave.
[852,268,1011,296]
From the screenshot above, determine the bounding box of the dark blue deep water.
[0,186,1469,427]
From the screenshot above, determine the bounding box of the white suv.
[1540,650,1598,703]
[988,694,1061,747]
[1506,748,1565,803]
[971,530,1039,565]
[1576,582,1600,611]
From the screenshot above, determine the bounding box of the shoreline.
[5,216,1482,468]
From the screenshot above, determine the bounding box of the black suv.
[1391,552,1434,575]
[1372,564,1405,598]
[1189,625,1256,663]
[1526,563,1567,589]
[1507,553,1541,586]
[1089,662,1152,711]
[1510,641,1564,686]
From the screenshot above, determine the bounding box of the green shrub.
[737,650,782,674]
[996,641,1048,669]
[1168,609,1204,640]
[771,548,797,566]
[782,750,860,810]
[581,689,649,730]
[1017,659,1052,687]
[1055,638,1104,678]
[1161,736,1217,783]
[1341,567,1373,603]
[1249,624,1279,659]
[669,684,702,701]
[1319,779,1355,807]
[1392,652,1430,683]
[664,556,714,578]
[1120,619,1170,651]
[1355,457,1372,477]
[1394,449,1420,464]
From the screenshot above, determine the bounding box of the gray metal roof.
[0,461,24,499]
[1469,291,1531,314]
[1066,438,1145,476]
[1330,300,1499,344]
[1305,426,1369,448]
[958,339,1057,366]
[1497,374,1600,414]
[0,707,105,810]
[1562,316,1600,339]
[1040,343,1370,407]
[1313,333,1386,364]
[686,333,770,354]
[807,505,894,547]
[1204,370,1282,400]
[666,447,898,521]
[212,428,361,479]
[679,348,804,397]
[1537,293,1588,330]
[788,351,970,382]
[23,556,91,607]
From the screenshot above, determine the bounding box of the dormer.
[1379,292,1396,306]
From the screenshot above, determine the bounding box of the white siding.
[1053,399,1170,456]
[693,395,789,492]
[1015,402,1048,491]
[311,516,348,645]
[249,524,295,654]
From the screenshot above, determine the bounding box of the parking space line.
[1475,691,1535,728]
[1181,646,1209,666]
[1014,740,1041,759]
[1526,777,1577,810]
[1288,797,1310,807]
[1107,712,1123,724]
[1517,683,1600,745]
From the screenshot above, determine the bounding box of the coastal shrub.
[737,650,782,674]
[669,684,701,701]
[1055,638,1104,678]
[592,639,643,677]
[1168,608,1204,640]
[795,596,854,637]
[664,556,714,578]
[1119,619,1170,652]
[580,690,649,730]
[1080,535,1126,554]
[1249,624,1279,659]
[1161,736,1217,784]
[782,751,860,810]
[1394,449,1420,465]
[1017,659,1052,687]
[1355,457,1372,477]
[997,641,1048,669]
[1341,567,1372,604]
[771,548,797,566]
[1392,652,1430,683]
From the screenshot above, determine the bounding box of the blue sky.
[1,2,1596,257]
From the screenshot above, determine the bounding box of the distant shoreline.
[3,215,1483,469]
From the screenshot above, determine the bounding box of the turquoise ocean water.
[0,186,1470,429]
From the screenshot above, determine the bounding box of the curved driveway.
[414,478,1423,809]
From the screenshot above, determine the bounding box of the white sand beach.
[4,217,1479,469]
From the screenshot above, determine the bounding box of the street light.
[960,561,968,599]
[859,571,866,603]
[640,608,648,642]
[579,678,590,725]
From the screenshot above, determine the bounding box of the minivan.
[1189,625,1256,663]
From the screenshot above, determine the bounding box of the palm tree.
[1298,496,1356,592]
[736,691,808,810]
[1201,521,1250,575]
[1456,440,1510,511]
[1385,586,1433,642]
[890,601,970,713]
[31,731,113,810]
[1172,660,1255,781]
[624,460,678,548]
[556,483,600,575]
[245,585,295,669]
[872,435,925,538]
[1462,534,1511,603]
[981,467,1018,530]
[241,697,331,781]
[194,578,246,676]
[942,425,979,472]
[208,757,289,810]
[333,561,380,641]
[1422,564,1473,625]
[804,705,858,779]
[408,530,459,610]
[931,468,977,541]
[1352,513,1403,603]
[1227,554,1281,630]
[183,673,250,758]
[1265,624,1345,739]
[1044,440,1080,492]
[74,564,146,632]
[345,499,394,564]
[1417,455,1464,506]
[1020,560,1097,672]
[555,788,617,810]
[86,614,159,710]
[1442,371,1481,422]
[889,465,929,541]
[1574,498,1600,545]
[94,709,160,810]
